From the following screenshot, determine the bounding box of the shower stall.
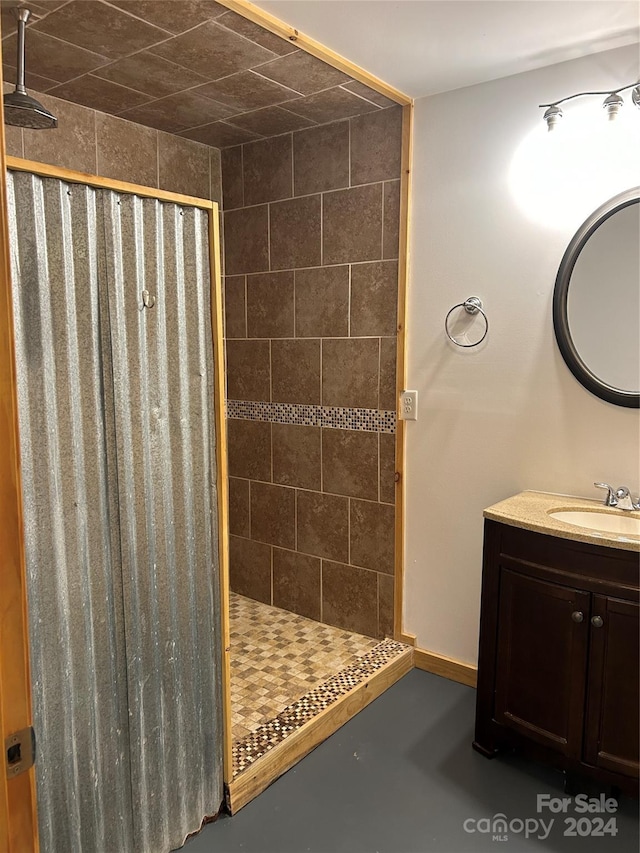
[6,165,228,853]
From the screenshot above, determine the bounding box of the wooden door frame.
[0,157,232,848]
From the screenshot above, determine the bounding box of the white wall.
[404,44,640,665]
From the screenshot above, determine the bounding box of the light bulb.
[603,92,624,121]
[543,105,563,131]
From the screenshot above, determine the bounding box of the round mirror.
[553,188,640,408]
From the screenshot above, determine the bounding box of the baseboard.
[414,647,477,688]
[227,646,413,813]
[396,631,416,646]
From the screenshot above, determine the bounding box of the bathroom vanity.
[473,491,639,796]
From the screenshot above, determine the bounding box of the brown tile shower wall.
[3,89,222,203]
[222,106,402,640]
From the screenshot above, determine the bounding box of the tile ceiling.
[1,0,399,147]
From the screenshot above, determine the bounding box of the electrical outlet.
[400,390,418,420]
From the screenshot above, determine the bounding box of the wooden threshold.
[226,646,413,813]
[414,648,477,688]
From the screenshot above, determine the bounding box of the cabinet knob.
[571,611,584,623]
[591,615,604,628]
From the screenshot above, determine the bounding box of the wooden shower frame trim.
[0,116,40,853]
[0,157,234,842]
[217,0,413,106]
[395,104,415,647]
[219,0,415,645]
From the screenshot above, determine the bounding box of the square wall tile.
[158,132,210,199]
[270,195,321,270]
[229,477,250,537]
[223,205,269,275]
[229,535,271,604]
[295,266,349,338]
[271,339,320,404]
[96,113,157,187]
[226,339,270,401]
[272,424,321,490]
[227,418,271,482]
[247,271,294,338]
[350,107,403,185]
[210,148,222,205]
[120,90,233,135]
[151,21,275,79]
[257,51,349,95]
[350,499,395,574]
[4,124,22,158]
[93,50,208,99]
[383,180,400,260]
[342,81,399,108]
[322,429,378,501]
[23,93,96,174]
[216,10,298,55]
[224,275,246,339]
[243,134,292,206]
[197,69,300,112]
[229,106,312,136]
[3,62,57,94]
[287,88,378,124]
[379,433,396,505]
[293,120,349,196]
[297,491,348,562]
[379,337,397,411]
[250,481,295,550]
[181,121,259,148]
[350,261,398,337]
[2,29,109,84]
[323,184,383,265]
[110,1,228,34]
[48,74,150,115]
[221,145,243,209]
[34,1,168,60]
[322,561,378,638]
[378,573,395,639]
[322,338,379,409]
[273,548,321,621]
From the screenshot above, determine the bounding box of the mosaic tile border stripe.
[232,638,408,777]
[226,401,397,434]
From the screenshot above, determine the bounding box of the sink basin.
[549,510,640,538]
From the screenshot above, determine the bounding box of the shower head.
[4,7,57,130]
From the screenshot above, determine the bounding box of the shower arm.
[14,8,30,96]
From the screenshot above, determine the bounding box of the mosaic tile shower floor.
[229,593,408,776]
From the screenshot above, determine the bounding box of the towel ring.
[445,296,488,348]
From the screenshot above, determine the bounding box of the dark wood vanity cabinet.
[474,520,639,796]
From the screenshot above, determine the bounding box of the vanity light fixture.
[540,81,640,130]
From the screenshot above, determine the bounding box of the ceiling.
[254,1,640,98]
[1,0,397,148]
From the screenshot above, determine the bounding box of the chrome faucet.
[614,486,640,512]
[594,482,640,511]
[594,482,618,506]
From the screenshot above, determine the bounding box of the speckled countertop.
[484,490,640,553]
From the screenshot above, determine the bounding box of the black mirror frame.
[552,187,640,409]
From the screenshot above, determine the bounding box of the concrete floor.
[182,669,639,853]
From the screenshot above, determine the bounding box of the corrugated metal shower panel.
[8,170,224,853]
[102,192,224,853]
[7,171,135,852]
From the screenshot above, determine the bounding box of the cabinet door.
[584,596,640,778]
[495,569,590,758]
